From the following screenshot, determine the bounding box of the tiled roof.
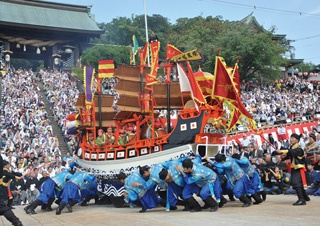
[0,0,102,33]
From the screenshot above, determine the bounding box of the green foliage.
[86,14,290,81]
[81,45,131,70]
[72,67,84,81]
[215,22,287,80]
[91,14,172,59]
[297,61,316,73]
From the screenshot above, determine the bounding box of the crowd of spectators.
[0,68,76,207]
[238,77,320,127]
[41,70,80,154]
[2,67,320,206]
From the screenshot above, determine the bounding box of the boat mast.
[166,65,171,133]
[144,0,150,67]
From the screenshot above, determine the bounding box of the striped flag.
[98,60,114,78]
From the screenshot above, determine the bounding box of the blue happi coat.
[144,164,166,190]
[234,156,263,193]
[212,156,252,198]
[181,162,221,201]
[37,170,73,204]
[60,172,96,204]
[124,170,159,210]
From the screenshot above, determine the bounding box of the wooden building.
[0,0,102,70]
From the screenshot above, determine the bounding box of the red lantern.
[303,72,308,76]
[310,72,314,77]
[298,72,302,77]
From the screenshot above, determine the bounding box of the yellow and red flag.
[186,61,206,104]
[146,39,160,86]
[193,68,214,96]
[166,44,183,60]
[171,48,203,62]
[212,56,237,102]
[212,56,256,131]
[138,42,149,66]
[227,107,241,132]
[98,60,114,78]
[177,62,206,109]
[231,63,241,94]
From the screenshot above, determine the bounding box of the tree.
[297,61,315,73]
[81,45,131,70]
[167,17,287,80]
[90,14,172,54]
[214,22,287,81]
[86,14,289,82]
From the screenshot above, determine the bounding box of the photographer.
[262,166,283,195]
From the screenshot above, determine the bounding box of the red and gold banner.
[193,68,214,95]
[138,42,149,66]
[166,44,183,60]
[186,61,206,104]
[212,56,256,131]
[231,63,240,94]
[146,39,160,86]
[98,60,114,78]
[212,56,237,102]
[170,49,203,62]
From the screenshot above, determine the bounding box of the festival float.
[69,37,319,205]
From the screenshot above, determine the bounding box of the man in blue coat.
[175,158,221,212]
[232,153,263,204]
[208,153,252,207]
[158,159,187,210]
[56,171,96,215]
[24,169,73,214]
[117,165,159,213]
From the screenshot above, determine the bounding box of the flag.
[166,44,183,60]
[177,63,192,93]
[146,39,160,86]
[212,56,237,102]
[98,60,114,78]
[193,68,214,95]
[146,74,159,85]
[226,66,233,76]
[186,61,206,104]
[131,35,139,65]
[132,35,139,55]
[84,66,95,106]
[138,42,149,66]
[171,49,203,62]
[177,63,195,105]
[231,63,241,94]
[212,56,256,131]
[177,63,205,110]
[227,107,241,132]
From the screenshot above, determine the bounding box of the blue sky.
[53,0,320,66]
